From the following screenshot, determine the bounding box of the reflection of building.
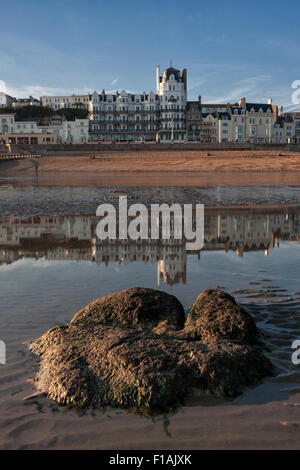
[0,215,93,245]
[157,240,187,286]
[1,209,300,285]
[204,210,300,256]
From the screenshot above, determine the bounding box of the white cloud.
[111,78,119,85]
[4,84,96,99]
[203,75,273,104]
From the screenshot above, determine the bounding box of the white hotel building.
[89,66,187,142]
[89,89,160,142]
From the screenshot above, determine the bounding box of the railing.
[89,130,157,134]
[160,118,186,122]
[92,110,158,114]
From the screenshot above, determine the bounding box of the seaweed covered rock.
[71,287,185,332]
[30,287,274,413]
[184,289,257,343]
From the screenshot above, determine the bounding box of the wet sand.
[1,278,300,450]
[1,185,300,217]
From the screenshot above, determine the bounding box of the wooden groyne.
[0,153,42,161]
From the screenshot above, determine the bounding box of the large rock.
[71,287,185,332]
[184,289,258,343]
[30,287,274,413]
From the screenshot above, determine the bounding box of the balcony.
[160,117,185,122]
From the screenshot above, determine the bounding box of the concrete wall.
[11,141,300,153]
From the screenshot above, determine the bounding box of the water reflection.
[0,207,299,286]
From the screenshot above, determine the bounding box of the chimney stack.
[156,66,160,93]
[182,68,187,92]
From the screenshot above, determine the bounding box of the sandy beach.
[1,149,300,187]
[1,274,300,450]
[32,150,300,173]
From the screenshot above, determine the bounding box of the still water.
[1,205,300,367]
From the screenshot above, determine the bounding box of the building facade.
[89,66,187,142]
[89,89,160,142]
[0,92,15,108]
[12,96,41,108]
[40,94,90,110]
[0,113,89,144]
[284,112,300,143]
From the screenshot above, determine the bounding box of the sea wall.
[10,142,300,154]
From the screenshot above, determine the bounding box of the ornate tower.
[156,66,187,142]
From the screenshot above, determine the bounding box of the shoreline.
[1,204,300,219]
[2,172,300,188]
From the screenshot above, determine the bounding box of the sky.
[0,0,299,109]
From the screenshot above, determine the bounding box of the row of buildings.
[0,114,89,145]
[1,65,300,144]
[0,93,40,108]
[0,210,299,285]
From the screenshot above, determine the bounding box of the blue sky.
[0,0,299,108]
